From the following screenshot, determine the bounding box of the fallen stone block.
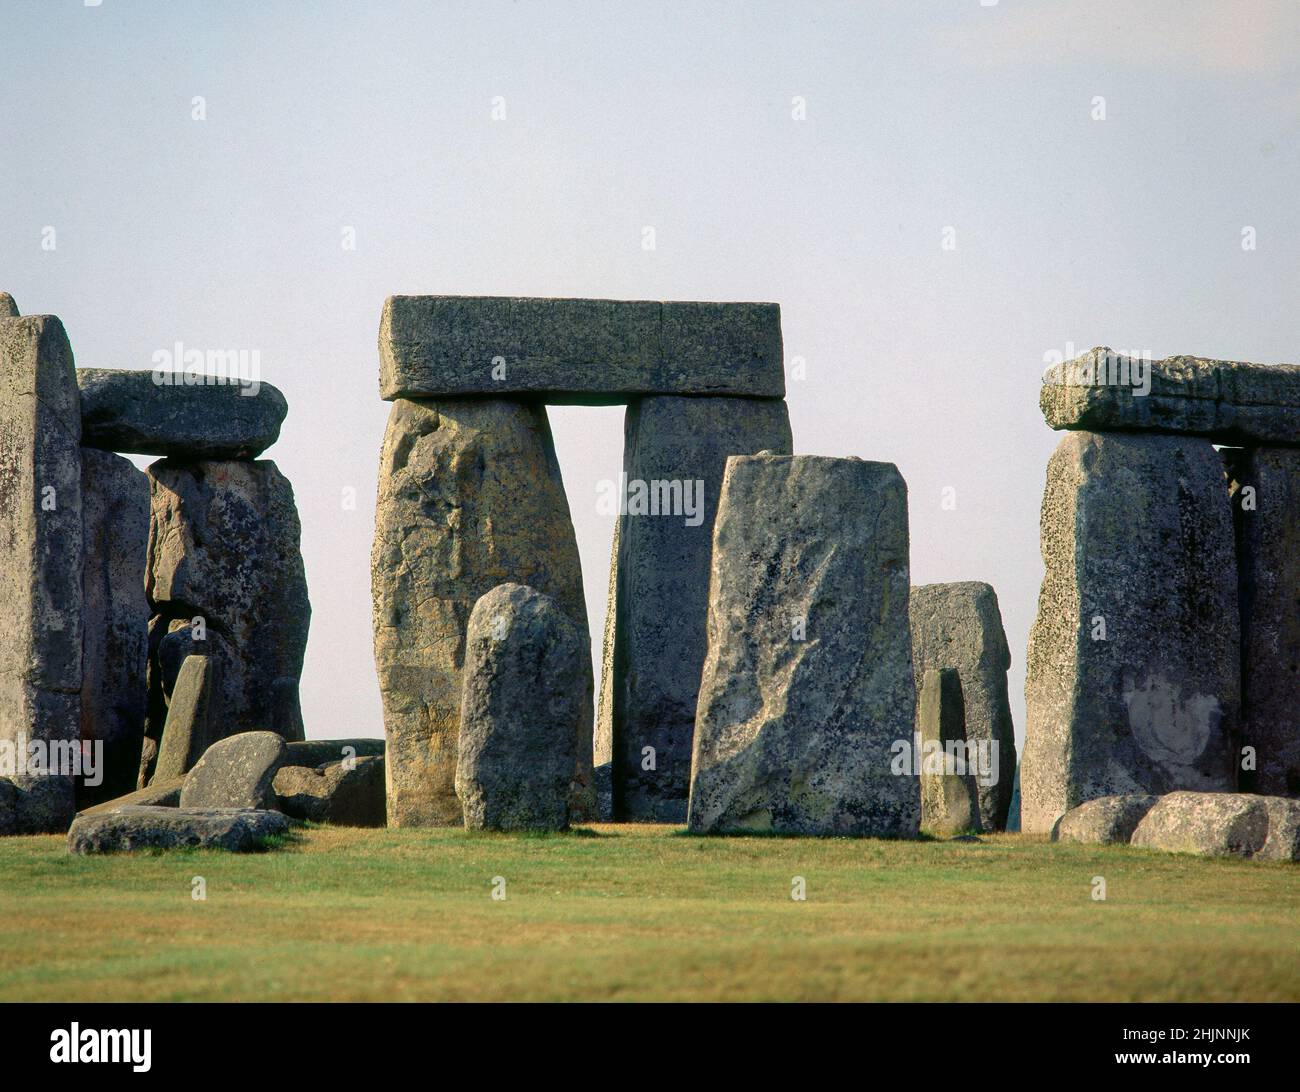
[273,756,385,826]
[1041,346,1300,446]
[917,669,980,837]
[285,738,385,769]
[456,584,582,831]
[1022,432,1239,834]
[1131,791,1300,862]
[1053,794,1160,845]
[910,582,1016,830]
[180,731,288,810]
[379,296,785,403]
[68,805,290,853]
[77,775,185,817]
[688,455,918,836]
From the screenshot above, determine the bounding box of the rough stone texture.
[371,398,593,827]
[611,396,793,821]
[68,805,290,854]
[1225,447,1300,796]
[1131,791,1300,861]
[150,655,217,783]
[910,582,1016,831]
[593,519,619,821]
[0,315,83,832]
[688,455,918,836]
[917,669,980,837]
[285,738,384,769]
[77,368,287,459]
[179,731,288,810]
[273,755,385,826]
[1054,793,1160,845]
[78,775,185,816]
[0,775,78,835]
[79,447,149,806]
[1022,432,1239,834]
[146,458,310,743]
[380,296,785,403]
[456,584,582,831]
[0,293,17,318]
[1041,347,1300,445]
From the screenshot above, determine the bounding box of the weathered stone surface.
[1041,347,1300,446]
[0,315,83,832]
[68,805,290,854]
[910,582,1016,831]
[77,368,287,459]
[379,296,785,403]
[611,396,793,821]
[79,448,149,806]
[371,398,593,827]
[1054,794,1160,845]
[273,756,385,826]
[1225,447,1300,796]
[0,293,17,318]
[688,455,918,836]
[180,731,288,810]
[285,738,384,769]
[146,459,310,742]
[78,775,185,816]
[151,656,217,783]
[593,519,619,821]
[917,669,980,837]
[0,775,78,835]
[1131,791,1300,861]
[1022,433,1239,834]
[455,584,582,831]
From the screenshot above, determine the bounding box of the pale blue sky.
[3,0,1297,750]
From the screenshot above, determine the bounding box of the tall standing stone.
[612,396,792,820]
[151,655,217,783]
[910,582,1016,830]
[1022,432,1239,834]
[917,668,980,837]
[456,584,582,831]
[593,518,619,821]
[0,315,83,831]
[688,455,918,836]
[79,448,150,806]
[1226,446,1300,796]
[145,458,310,746]
[371,398,592,827]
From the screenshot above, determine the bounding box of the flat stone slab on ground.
[1041,346,1300,445]
[1054,794,1160,845]
[67,805,290,853]
[77,776,185,817]
[77,368,287,458]
[379,296,785,402]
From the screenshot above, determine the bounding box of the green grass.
[0,824,1296,1001]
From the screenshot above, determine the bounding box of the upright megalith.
[371,398,592,827]
[150,655,217,784]
[688,455,918,836]
[910,582,1016,831]
[145,459,310,750]
[456,584,583,831]
[0,293,17,318]
[0,314,83,832]
[1226,446,1300,796]
[611,396,792,820]
[1022,432,1239,835]
[79,448,150,805]
[917,668,979,837]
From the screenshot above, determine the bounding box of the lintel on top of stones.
[379,295,785,404]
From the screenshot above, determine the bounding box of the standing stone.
[1226,447,1300,796]
[1022,432,1239,835]
[917,669,979,837]
[151,656,217,783]
[0,293,17,318]
[0,315,83,832]
[688,455,918,836]
[456,584,582,831]
[146,459,310,743]
[593,519,619,821]
[910,582,1016,830]
[371,398,593,827]
[79,448,149,806]
[612,395,792,821]
[179,731,288,810]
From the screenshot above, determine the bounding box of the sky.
[3,0,1297,754]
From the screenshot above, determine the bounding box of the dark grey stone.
[68,804,291,853]
[1054,794,1160,845]
[917,668,980,837]
[273,755,385,826]
[78,775,186,816]
[180,731,288,810]
[151,656,218,783]
[284,738,385,769]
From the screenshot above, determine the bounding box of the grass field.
[1,824,1296,1002]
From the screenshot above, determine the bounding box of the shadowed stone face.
[371,398,592,827]
[1022,432,1239,835]
[688,454,918,837]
